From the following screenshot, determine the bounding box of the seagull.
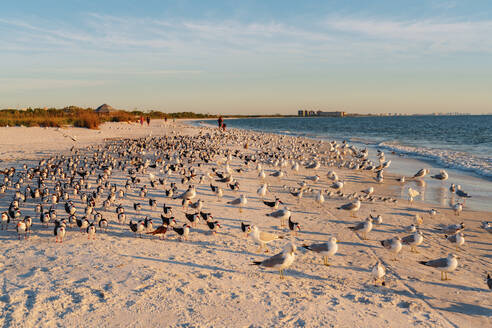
[452,203,463,216]
[252,242,296,279]
[270,170,284,178]
[405,223,417,233]
[402,231,424,252]
[487,274,492,290]
[428,209,438,218]
[414,214,423,226]
[337,199,361,217]
[330,180,344,191]
[431,170,448,181]
[189,199,204,212]
[419,253,458,281]
[266,208,291,228]
[380,236,402,260]
[305,175,320,182]
[290,189,303,203]
[227,194,247,212]
[257,183,268,200]
[361,187,374,196]
[480,221,492,234]
[412,168,429,179]
[250,225,283,252]
[371,262,386,286]
[407,188,420,203]
[315,190,325,206]
[439,222,464,235]
[348,217,372,240]
[455,185,471,200]
[370,214,383,225]
[302,237,338,266]
[445,232,465,251]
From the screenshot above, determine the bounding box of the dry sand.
[0,120,490,328]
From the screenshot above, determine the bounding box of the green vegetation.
[0,107,217,129]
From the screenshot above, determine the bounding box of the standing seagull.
[419,253,458,281]
[250,225,283,252]
[431,170,448,181]
[407,188,420,203]
[252,242,296,279]
[402,231,424,253]
[445,232,465,251]
[337,200,361,217]
[380,236,402,260]
[348,217,372,240]
[371,262,386,286]
[302,237,338,266]
[227,194,247,212]
[257,183,268,200]
[412,168,429,179]
[266,208,292,228]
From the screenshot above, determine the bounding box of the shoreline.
[189,119,492,212]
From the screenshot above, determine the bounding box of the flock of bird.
[0,127,491,291]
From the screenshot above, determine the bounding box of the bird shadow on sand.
[339,241,378,249]
[434,301,492,316]
[421,280,485,293]
[389,212,416,217]
[121,254,237,273]
[258,268,328,281]
[329,264,369,273]
[401,207,430,213]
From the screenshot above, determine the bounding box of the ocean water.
[196,115,492,211]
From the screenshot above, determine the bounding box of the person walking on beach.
[140,116,144,126]
[218,116,223,129]
[222,123,227,131]
[146,116,150,126]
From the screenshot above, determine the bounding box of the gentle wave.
[377,141,492,179]
[192,117,492,180]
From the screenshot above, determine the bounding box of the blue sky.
[1,0,491,114]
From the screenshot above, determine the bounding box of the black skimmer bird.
[173,224,190,241]
[86,223,96,240]
[263,197,283,209]
[240,222,251,237]
[54,221,66,243]
[288,217,301,236]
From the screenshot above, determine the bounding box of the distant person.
[218,116,223,129]
[222,123,227,131]
[146,116,150,126]
[140,116,144,126]
[164,117,168,123]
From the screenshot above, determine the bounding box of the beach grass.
[0,107,216,129]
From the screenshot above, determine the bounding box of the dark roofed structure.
[94,104,116,114]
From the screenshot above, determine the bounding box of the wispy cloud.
[325,17,492,53]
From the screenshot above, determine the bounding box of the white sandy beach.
[0,120,491,328]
